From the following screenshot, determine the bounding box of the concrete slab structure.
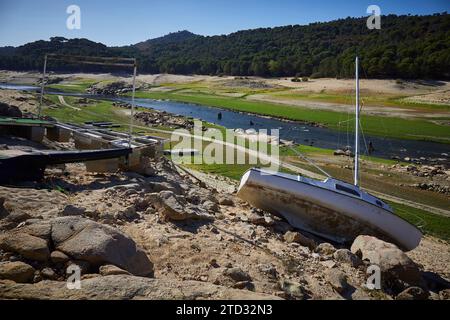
[85,158,120,173]
[120,145,159,174]
[47,126,71,142]
[22,126,46,143]
[73,132,107,150]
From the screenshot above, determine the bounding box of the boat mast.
[354,56,360,186]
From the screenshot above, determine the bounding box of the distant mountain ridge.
[0,13,449,79]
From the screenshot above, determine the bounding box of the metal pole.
[354,56,360,186]
[38,54,48,118]
[129,62,137,148]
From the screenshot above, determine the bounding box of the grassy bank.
[269,91,450,112]
[47,80,98,93]
[42,95,157,136]
[43,95,128,125]
[130,90,450,144]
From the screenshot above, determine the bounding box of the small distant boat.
[237,57,422,251]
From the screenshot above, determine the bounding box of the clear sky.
[0,0,448,47]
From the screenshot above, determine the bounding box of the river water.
[1,83,449,160]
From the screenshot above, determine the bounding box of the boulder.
[4,211,32,224]
[50,217,153,277]
[0,275,283,300]
[218,197,234,206]
[257,264,278,279]
[202,200,219,213]
[279,279,306,300]
[223,267,252,282]
[247,213,274,227]
[396,287,429,300]
[439,289,450,300]
[60,205,86,217]
[232,281,254,290]
[315,243,336,255]
[5,217,153,277]
[50,251,70,264]
[0,208,31,230]
[0,232,50,262]
[248,213,266,225]
[333,249,362,267]
[40,267,58,280]
[283,231,316,249]
[0,261,35,283]
[21,220,52,241]
[116,206,139,221]
[99,265,131,276]
[326,269,350,294]
[157,191,213,221]
[351,235,425,291]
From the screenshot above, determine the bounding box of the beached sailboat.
[237,57,422,251]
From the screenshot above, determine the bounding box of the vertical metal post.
[129,61,137,148]
[38,54,48,118]
[354,56,360,187]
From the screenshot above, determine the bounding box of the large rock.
[0,275,283,300]
[223,267,252,282]
[396,287,429,300]
[59,205,86,217]
[315,243,336,255]
[279,279,307,300]
[21,220,52,241]
[50,251,70,264]
[326,269,350,294]
[1,217,153,277]
[351,235,425,291]
[99,265,131,276]
[0,261,35,283]
[50,217,153,277]
[0,232,50,262]
[333,249,362,267]
[156,191,213,221]
[439,289,450,300]
[283,231,316,249]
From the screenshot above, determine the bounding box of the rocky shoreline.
[0,151,449,300]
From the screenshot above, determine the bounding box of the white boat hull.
[237,169,422,251]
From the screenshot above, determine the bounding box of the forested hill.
[0,13,449,79]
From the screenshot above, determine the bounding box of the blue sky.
[0,0,448,47]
